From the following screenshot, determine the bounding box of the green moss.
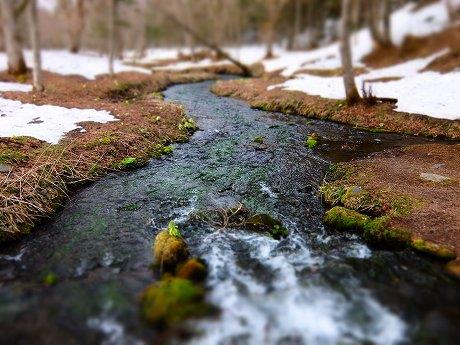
[253,136,264,144]
[153,230,189,271]
[113,157,138,169]
[363,217,411,247]
[178,117,198,134]
[245,214,289,240]
[0,149,27,164]
[121,202,140,212]
[324,206,370,232]
[43,272,58,286]
[305,134,318,149]
[149,143,173,158]
[411,238,456,260]
[390,195,419,216]
[176,258,207,282]
[140,276,209,327]
[167,221,181,238]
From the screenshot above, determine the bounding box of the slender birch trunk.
[340,0,360,105]
[28,0,43,91]
[0,0,27,75]
[108,0,117,76]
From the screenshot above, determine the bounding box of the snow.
[0,50,150,80]
[267,1,460,120]
[0,98,117,144]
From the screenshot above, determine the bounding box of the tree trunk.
[340,0,360,105]
[108,0,117,76]
[0,0,27,75]
[368,0,392,47]
[69,0,85,53]
[28,0,43,91]
[293,0,302,49]
[445,0,457,21]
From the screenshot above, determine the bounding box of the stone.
[420,172,451,183]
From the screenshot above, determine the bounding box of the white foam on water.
[188,230,406,345]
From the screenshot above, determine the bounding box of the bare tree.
[28,0,43,91]
[0,0,28,75]
[108,0,117,76]
[340,0,360,105]
[368,0,392,47]
[445,0,459,21]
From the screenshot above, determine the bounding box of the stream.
[1,79,459,345]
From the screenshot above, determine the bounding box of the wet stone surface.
[1,79,459,345]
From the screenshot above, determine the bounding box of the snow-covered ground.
[0,98,117,144]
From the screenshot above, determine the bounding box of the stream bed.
[1,80,459,345]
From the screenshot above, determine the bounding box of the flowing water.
[1,80,459,345]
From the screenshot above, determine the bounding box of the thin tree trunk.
[158,5,253,76]
[445,0,457,21]
[28,0,43,91]
[293,0,302,49]
[108,0,117,76]
[340,0,360,105]
[0,0,27,75]
[69,0,85,53]
[368,0,392,47]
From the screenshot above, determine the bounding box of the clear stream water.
[1,80,459,345]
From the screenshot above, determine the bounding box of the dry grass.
[211,77,460,139]
[295,67,369,77]
[0,70,215,240]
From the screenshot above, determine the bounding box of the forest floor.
[0,70,216,240]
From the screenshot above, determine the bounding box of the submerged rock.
[153,230,189,271]
[245,214,289,240]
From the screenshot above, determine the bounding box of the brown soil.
[295,67,368,77]
[0,70,215,240]
[363,76,403,83]
[362,25,460,70]
[326,143,460,261]
[421,50,460,73]
[211,77,460,139]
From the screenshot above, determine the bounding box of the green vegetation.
[363,217,411,247]
[140,276,210,327]
[305,134,318,149]
[43,272,58,286]
[149,143,173,158]
[113,157,138,169]
[324,206,370,232]
[168,221,181,238]
[246,214,289,240]
[0,148,27,164]
[253,136,264,144]
[178,117,198,133]
[411,238,456,260]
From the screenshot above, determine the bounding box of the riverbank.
[0,70,216,240]
[211,77,460,139]
[320,143,460,275]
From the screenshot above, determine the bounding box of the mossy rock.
[176,258,207,282]
[445,261,460,278]
[140,276,209,327]
[411,238,456,261]
[113,157,139,169]
[245,214,288,240]
[153,230,189,271]
[324,206,370,232]
[320,184,346,206]
[363,217,411,247]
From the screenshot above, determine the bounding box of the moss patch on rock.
[245,214,289,240]
[363,217,411,248]
[324,206,370,232]
[411,238,456,261]
[140,276,210,327]
[153,229,189,271]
